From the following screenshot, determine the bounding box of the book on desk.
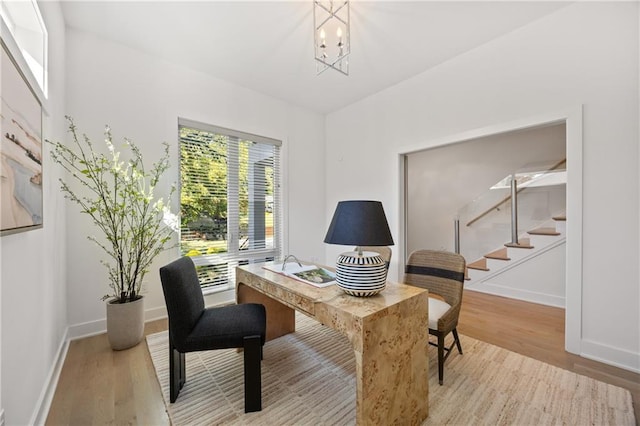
[262,263,337,288]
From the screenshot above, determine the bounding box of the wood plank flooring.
[46,320,170,425]
[458,290,640,424]
[46,291,639,425]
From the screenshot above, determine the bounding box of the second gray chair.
[404,249,466,385]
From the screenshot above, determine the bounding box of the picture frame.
[1,38,43,236]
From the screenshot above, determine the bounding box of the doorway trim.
[397,106,583,354]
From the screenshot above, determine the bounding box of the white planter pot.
[106,296,145,350]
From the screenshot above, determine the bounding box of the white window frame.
[178,118,283,293]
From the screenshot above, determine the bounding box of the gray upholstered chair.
[159,256,266,412]
[404,249,466,385]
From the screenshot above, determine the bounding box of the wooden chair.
[404,249,466,385]
[159,256,266,412]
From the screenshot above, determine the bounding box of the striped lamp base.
[335,251,388,297]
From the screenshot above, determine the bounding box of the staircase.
[456,163,567,306]
[465,213,566,289]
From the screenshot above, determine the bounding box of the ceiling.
[60,1,569,114]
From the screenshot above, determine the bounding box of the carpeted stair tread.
[552,214,566,221]
[467,258,489,271]
[484,247,510,261]
[528,227,561,236]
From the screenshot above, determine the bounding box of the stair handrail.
[465,159,566,227]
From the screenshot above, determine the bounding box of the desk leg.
[237,282,295,341]
[354,297,429,425]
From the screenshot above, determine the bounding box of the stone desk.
[236,263,429,425]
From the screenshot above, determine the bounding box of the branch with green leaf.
[48,117,178,303]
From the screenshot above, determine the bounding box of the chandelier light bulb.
[313,0,350,76]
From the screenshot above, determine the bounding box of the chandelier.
[313,0,350,76]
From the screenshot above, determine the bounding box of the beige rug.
[147,313,635,425]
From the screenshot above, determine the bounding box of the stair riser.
[485,257,510,271]
[499,247,530,263]
[527,233,562,249]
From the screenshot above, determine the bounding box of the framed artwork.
[1,38,43,236]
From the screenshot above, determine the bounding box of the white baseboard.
[67,318,107,340]
[465,287,640,374]
[581,339,640,374]
[465,281,565,308]
[30,328,69,426]
[67,304,169,340]
[144,305,169,323]
[67,291,235,341]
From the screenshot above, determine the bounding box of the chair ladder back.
[404,250,465,307]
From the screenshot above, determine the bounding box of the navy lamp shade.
[324,201,394,296]
[324,200,394,247]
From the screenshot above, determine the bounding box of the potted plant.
[49,116,177,350]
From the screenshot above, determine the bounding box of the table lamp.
[324,200,394,296]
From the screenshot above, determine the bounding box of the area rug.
[147,313,635,425]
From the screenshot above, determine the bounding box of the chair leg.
[437,333,445,385]
[169,345,186,403]
[452,328,463,354]
[243,335,262,413]
[180,352,185,387]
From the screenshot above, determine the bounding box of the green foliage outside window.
[180,123,280,289]
[180,129,228,225]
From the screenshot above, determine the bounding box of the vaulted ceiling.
[60,1,569,114]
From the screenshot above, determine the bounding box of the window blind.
[179,118,282,292]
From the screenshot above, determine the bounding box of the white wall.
[325,2,639,372]
[0,2,67,425]
[64,29,326,334]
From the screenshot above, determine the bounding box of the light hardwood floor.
[46,290,639,425]
[46,319,170,425]
[458,290,640,425]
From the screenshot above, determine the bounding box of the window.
[0,0,48,96]
[179,119,282,292]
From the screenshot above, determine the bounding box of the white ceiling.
[60,1,569,114]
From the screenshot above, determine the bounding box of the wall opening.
[397,107,583,354]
